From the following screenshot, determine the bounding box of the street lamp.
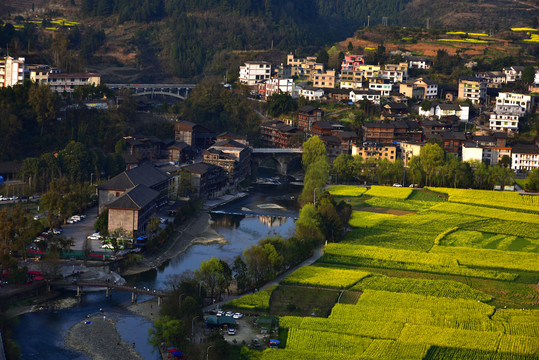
[191,315,199,337]
[90,173,94,186]
[178,293,185,307]
[206,344,215,360]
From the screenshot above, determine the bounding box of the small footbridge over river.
[51,280,170,305]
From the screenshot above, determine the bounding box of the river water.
[13,181,300,359]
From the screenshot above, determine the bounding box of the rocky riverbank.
[65,314,144,360]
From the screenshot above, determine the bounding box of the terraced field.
[253,187,539,359]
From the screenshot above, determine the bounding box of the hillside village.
[1,41,538,239]
[240,53,538,172]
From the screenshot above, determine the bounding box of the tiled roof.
[106,184,159,210]
[98,163,169,191]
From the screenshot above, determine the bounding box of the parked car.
[216,310,224,317]
[33,214,45,221]
[392,183,403,187]
[227,328,236,335]
[233,313,243,319]
[88,233,102,240]
[52,228,62,235]
[225,311,234,317]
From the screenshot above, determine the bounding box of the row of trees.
[19,141,125,194]
[330,143,515,189]
[0,82,137,162]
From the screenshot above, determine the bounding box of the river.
[13,180,300,359]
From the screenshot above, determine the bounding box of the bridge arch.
[107,84,196,100]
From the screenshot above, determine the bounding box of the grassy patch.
[408,189,448,202]
[225,286,276,311]
[269,285,339,317]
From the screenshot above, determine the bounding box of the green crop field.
[427,187,539,213]
[352,275,491,301]
[266,186,539,359]
[282,266,370,289]
[365,185,413,199]
[440,230,539,252]
[327,185,368,197]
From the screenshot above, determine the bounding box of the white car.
[392,183,403,187]
[233,313,243,319]
[227,328,236,335]
[225,311,234,317]
[216,310,224,317]
[88,233,102,240]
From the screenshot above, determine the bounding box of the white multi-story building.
[297,85,324,101]
[379,63,408,83]
[368,80,393,96]
[495,92,533,116]
[462,143,512,166]
[489,113,519,133]
[436,103,470,122]
[239,61,272,87]
[0,56,25,87]
[503,66,524,82]
[260,78,295,100]
[404,55,432,70]
[414,78,438,100]
[349,89,381,105]
[45,73,101,93]
[511,145,539,171]
[475,71,506,88]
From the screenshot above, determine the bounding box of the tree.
[94,209,108,235]
[525,168,539,191]
[521,65,535,85]
[420,99,432,112]
[146,216,161,249]
[300,158,329,205]
[28,84,59,137]
[316,48,329,66]
[218,260,233,296]
[295,203,324,244]
[232,256,250,293]
[148,316,188,348]
[176,170,194,198]
[332,154,354,183]
[499,155,511,168]
[347,41,354,52]
[302,136,327,169]
[316,197,343,243]
[243,243,283,289]
[195,257,225,301]
[420,143,444,186]
[266,92,296,117]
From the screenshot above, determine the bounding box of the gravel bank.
[65,315,143,360]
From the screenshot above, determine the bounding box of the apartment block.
[458,77,486,104]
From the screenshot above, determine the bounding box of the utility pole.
[367,15,370,27]
[427,18,430,30]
